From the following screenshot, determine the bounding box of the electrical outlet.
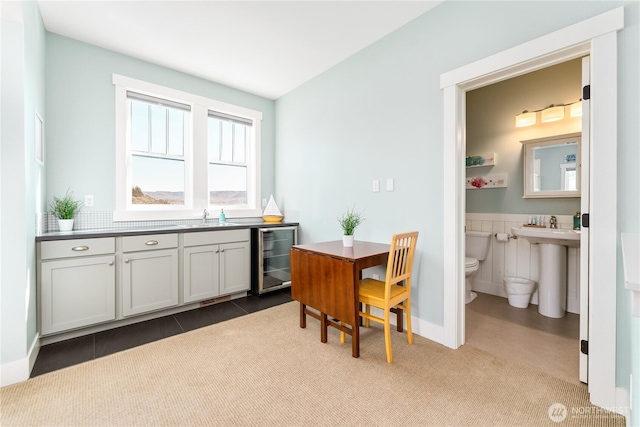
[84,195,94,207]
[262,198,267,207]
[372,180,380,192]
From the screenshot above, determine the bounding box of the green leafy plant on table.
[338,206,365,236]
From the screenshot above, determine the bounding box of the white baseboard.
[29,333,40,375]
[413,315,445,344]
[1,334,40,387]
[369,307,445,345]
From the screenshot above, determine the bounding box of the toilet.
[465,231,492,304]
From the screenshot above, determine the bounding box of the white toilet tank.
[466,231,492,261]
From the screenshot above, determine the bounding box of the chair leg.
[384,309,392,363]
[393,307,403,332]
[364,304,371,328]
[340,322,346,343]
[404,300,413,345]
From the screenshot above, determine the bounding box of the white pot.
[342,235,354,247]
[58,219,74,232]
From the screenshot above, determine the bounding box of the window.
[114,74,262,221]
[208,112,252,206]
[129,92,189,206]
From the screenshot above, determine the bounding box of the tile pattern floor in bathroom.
[31,288,293,377]
[465,291,580,385]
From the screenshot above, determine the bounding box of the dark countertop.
[36,220,299,241]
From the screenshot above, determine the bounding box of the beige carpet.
[0,302,625,426]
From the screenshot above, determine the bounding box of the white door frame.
[440,8,623,409]
[579,55,591,384]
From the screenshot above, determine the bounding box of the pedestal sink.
[511,227,581,318]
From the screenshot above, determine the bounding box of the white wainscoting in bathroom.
[466,213,580,314]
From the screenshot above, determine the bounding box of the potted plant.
[49,189,83,231]
[338,206,365,247]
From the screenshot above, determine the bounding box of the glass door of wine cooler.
[256,226,297,294]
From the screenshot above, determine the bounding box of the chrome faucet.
[202,209,209,224]
[549,215,558,229]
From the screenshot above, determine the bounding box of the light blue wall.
[275,0,639,415]
[633,317,640,427]
[616,1,640,422]
[45,33,276,212]
[0,0,45,367]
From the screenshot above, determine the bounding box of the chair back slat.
[384,232,419,299]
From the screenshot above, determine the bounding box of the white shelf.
[466,152,496,168]
[466,173,508,190]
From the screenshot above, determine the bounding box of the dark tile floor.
[31,289,292,378]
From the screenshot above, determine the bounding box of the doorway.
[463,59,583,385]
[440,8,622,408]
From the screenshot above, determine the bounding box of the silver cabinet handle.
[124,259,130,263]
[215,249,220,253]
[220,249,224,253]
[145,240,159,246]
[72,246,89,251]
[108,261,114,266]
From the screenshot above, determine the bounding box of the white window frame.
[113,74,262,221]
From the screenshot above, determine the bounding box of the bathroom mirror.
[522,132,581,198]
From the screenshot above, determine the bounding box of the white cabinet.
[39,238,116,335]
[37,227,256,338]
[121,234,179,317]
[183,229,250,303]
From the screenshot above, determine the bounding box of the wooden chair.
[342,231,419,363]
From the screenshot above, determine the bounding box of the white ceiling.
[38,1,441,100]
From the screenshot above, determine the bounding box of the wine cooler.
[251,226,298,295]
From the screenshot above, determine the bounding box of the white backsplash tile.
[466,213,580,314]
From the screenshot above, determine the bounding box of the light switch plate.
[84,195,94,207]
[386,178,394,192]
[372,180,380,192]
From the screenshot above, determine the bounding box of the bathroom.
[463,58,584,384]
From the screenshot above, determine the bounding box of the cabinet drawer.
[122,233,178,252]
[40,238,115,260]
[183,229,249,247]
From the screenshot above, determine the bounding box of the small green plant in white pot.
[338,206,365,247]
[49,189,83,231]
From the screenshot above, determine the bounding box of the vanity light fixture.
[541,104,565,123]
[570,99,583,117]
[515,111,537,127]
[515,99,582,128]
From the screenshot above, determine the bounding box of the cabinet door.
[40,255,116,335]
[183,245,220,303]
[219,241,250,295]
[122,249,179,317]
